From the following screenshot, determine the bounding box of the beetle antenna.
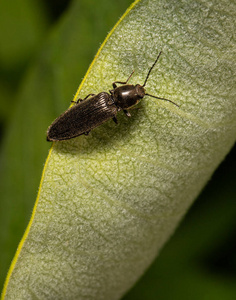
[145,93,179,107]
[142,51,162,87]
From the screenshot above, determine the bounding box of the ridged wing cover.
[47,92,117,141]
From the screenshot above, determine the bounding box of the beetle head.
[135,84,145,99]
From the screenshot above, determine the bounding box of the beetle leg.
[129,106,141,111]
[123,110,131,117]
[112,70,135,88]
[112,116,118,124]
[71,98,82,104]
[82,93,96,100]
[84,131,90,136]
[71,93,96,104]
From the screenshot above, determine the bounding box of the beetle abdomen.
[47,92,117,141]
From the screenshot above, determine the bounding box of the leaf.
[2,0,236,299]
[124,145,236,299]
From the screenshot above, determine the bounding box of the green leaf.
[124,147,236,299]
[2,0,236,299]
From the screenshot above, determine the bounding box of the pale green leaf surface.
[3,0,236,299]
[124,151,236,299]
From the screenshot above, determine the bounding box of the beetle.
[47,51,178,141]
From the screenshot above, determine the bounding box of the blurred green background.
[0,0,235,299]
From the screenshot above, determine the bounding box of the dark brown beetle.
[47,51,178,141]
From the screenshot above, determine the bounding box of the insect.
[47,51,179,141]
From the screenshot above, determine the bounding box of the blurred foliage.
[0,0,133,292]
[0,0,69,139]
[0,0,235,298]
